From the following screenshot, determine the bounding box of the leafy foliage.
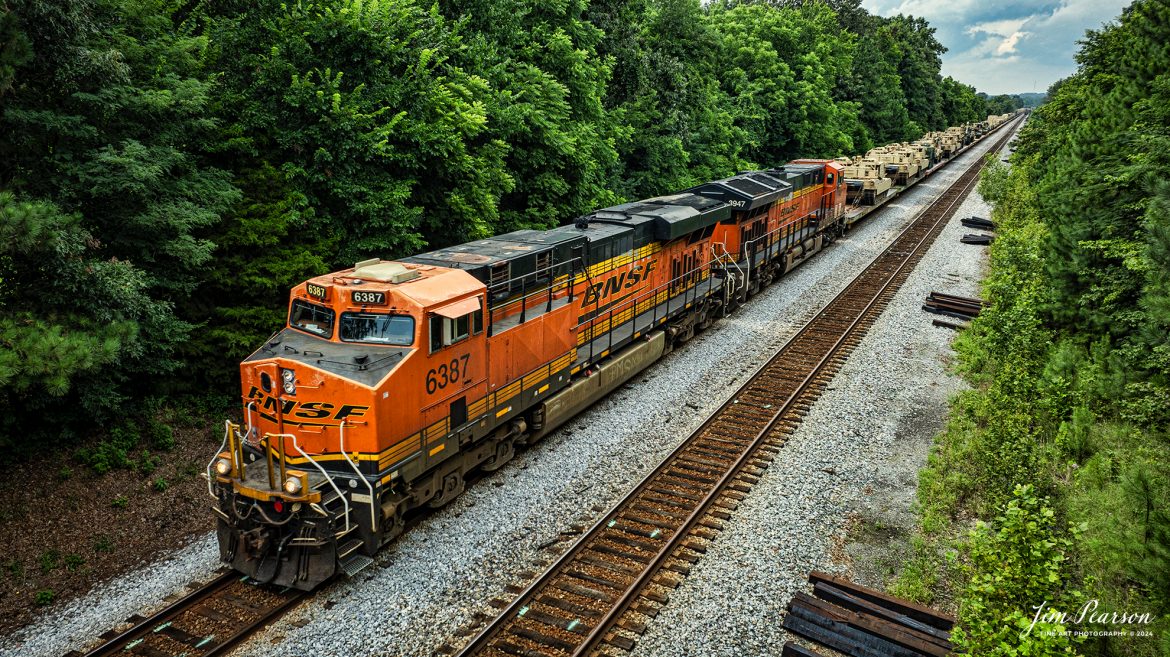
[438,0,621,231]
[905,3,1170,655]
[952,486,1084,656]
[0,0,236,443]
[707,1,866,162]
[592,0,753,198]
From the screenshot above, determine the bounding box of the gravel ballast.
[2,128,1012,657]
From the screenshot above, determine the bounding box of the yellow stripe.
[429,443,445,457]
[522,367,547,389]
[495,380,521,405]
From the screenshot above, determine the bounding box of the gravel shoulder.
[2,131,1008,657]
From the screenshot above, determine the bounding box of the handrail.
[206,420,233,498]
[267,432,351,535]
[487,256,586,320]
[486,255,582,296]
[339,422,376,531]
[244,401,257,444]
[579,255,712,335]
[713,242,744,292]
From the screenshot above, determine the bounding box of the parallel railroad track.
[66,570,305,657]
[453,118,1022,657]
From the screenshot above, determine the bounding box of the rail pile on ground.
[452,119,1020,657]
[781,571,956,657]
[64,571,305,657]
[922,291,985,321]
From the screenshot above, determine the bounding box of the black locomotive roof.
[548,221,632,241]
[584,193,731,242]
[401,229,586,272]
[760,163,824,190]
[689,172,791,211]
[402,240,508,270]
[588,212,656,247]
[491,228,586,247]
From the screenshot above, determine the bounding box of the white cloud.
[996,31,1029,55]
[861,0,1133,94]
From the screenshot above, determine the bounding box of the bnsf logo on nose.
[246,387,369,421]
[583,261,656,306]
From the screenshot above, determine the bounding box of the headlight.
[283,476,303,495]
[215,458,232,476]
[281,368,296,394]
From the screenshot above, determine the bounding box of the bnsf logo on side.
[583,261,657,306]
[246,387,369,421]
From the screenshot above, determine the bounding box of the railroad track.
[66,570,305,657]
[452,118,1022,657]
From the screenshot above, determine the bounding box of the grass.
[93,535,114,554]
[38,550,59,575]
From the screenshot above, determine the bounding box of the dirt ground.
[0,426,223,635]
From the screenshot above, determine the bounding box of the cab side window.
[429,309,483,352]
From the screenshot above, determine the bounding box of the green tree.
[708,1,865,163]
[1030,0,1170,423]
[438,0,621,230]
[851,26,912,145]
[940,76,987,125]
[0,0,237,434]
[591,0,752,198]
[884,14,946,132]
[0,194,150,453]
[200,0,512,262]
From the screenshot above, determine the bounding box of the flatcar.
[209,116,1006,589]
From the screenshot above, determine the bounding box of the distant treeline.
[0,0,1022,452]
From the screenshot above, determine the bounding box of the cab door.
[420,295,487,462]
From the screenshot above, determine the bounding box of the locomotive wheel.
[428,471,465,509]
[482,438,515,472]
[696,309,712,332]
[381,509,405,544]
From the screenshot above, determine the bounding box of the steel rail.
[69,570,307,657]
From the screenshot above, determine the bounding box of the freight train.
[208,114,1016,589]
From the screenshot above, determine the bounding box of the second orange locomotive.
[209,161,845,588]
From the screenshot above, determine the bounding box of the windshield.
[340,313,415,346]
[289,299,335,338]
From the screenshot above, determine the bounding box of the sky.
[860,0,1133,95]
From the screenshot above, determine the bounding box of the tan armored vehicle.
[842,158,893,205]
[868,146,920,185]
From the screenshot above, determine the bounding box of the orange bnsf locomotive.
[209,161,845,588]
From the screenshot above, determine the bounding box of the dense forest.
[900,1,1170,655]
[0,0,1023,458]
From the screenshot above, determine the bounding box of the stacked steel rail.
[922,291,985,321]
[65,571,305,657]
[454,117,1021,657]
[782,571,956,657]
